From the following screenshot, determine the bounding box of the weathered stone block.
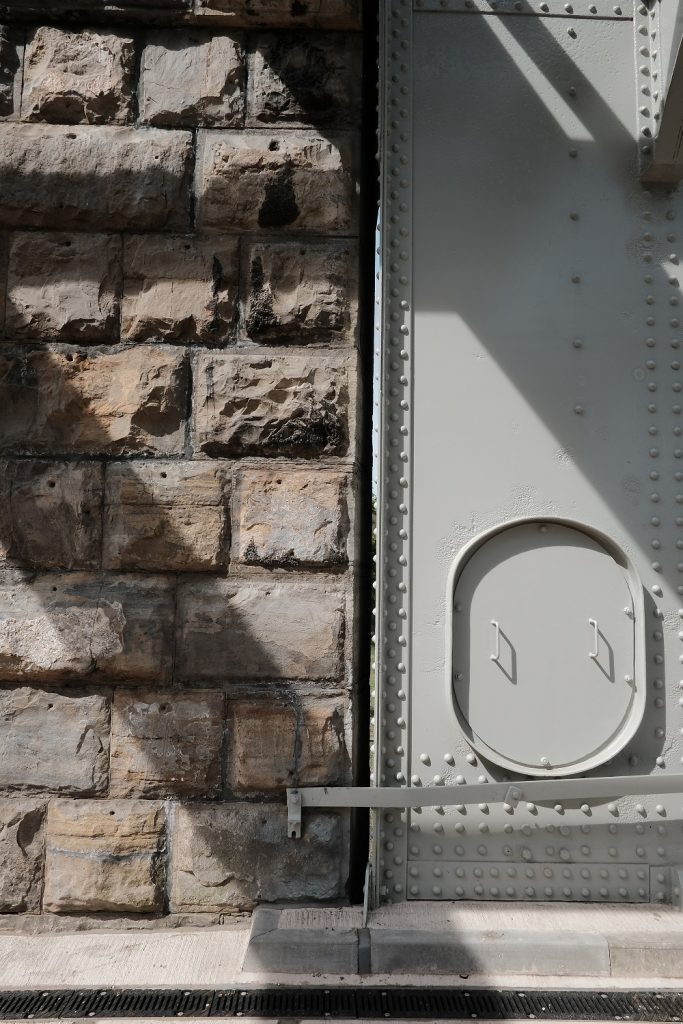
[0,346,189,457]
[194,0,361,29]
[169,804,343,912]
[140,31,244,128]
[0,688,109,794]
[176,577,345,681]
[227,693,347,793]
[0,799,46,912]
[193,350,350,457]
[122,235,238,343]
[234,468,348,567]
[110,688,224,798]
[0,460,103,569]
[244,240,357,344]
[0,27,22,120]
[196,130,355,233]
[248,34,361,129]
[22,27,135,124]
[6,233,122,342]
[0,571,174,682]
[0,124,192,230]
[44,799,166,913]
[103,461,230,572]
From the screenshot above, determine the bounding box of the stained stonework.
[0,799,46,912]
[227,693,348,793]
[0,2,362,920]
[193,350,352,458]
[169,805,344,913]
[140,32,245,128]
[103,461,231,572]
[110,689,224,798]
[122,235,238,343]
[6,233,122,342]
[234,468,349,567]
[22,27,135,125]
[44,800,166,913]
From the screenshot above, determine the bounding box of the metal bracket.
[287,789,301,839]
[285,774,683,836]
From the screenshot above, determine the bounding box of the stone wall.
[0,0,364,919]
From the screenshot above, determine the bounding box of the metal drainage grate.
[0,988,682,1020]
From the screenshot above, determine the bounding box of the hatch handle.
[588,618,599,660]
[490,619,500,662]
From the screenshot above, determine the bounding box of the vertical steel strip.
[375,0,414,903]
[636,0,662,174]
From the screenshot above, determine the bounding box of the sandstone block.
[169,803,343,912]
[196,130,355,233]
[176,577,345,681]
[6,233,122,342]
[103,461,230,572]
[140,31,244,128]
[0,688,109,794]
[234,468,348,567]
[0,124,192,230]
[22,27,135,124]
[122,235,238,343]
[194,0,361,29]
[244,240,357,344]
[110,688,224,797]
[227,693,347,793]
[248,34,361,129]
[193,350,350,457]
[44,799,166,913]
[0,799,45,912]
[0,346,189,457]
[0,27,21,120]
[0,571,174,682]
[0,460,103,569]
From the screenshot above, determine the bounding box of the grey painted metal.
[641,0,683,182]
[376,0,683,906]
[415,0,632,15]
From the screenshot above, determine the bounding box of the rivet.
[574,404,584,415]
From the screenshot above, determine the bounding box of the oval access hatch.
[451,522,641,777]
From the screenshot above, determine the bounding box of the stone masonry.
[0,0,363,920]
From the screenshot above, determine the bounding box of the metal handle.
[490,619,500,662]
[588,618,599,660]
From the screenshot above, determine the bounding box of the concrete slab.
[370,928,610,976]
[243,908,359,975]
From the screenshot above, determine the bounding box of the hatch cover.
[451,522,641,777]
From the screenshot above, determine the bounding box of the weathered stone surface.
[244,240,357,344]
[0,460,103,570]
[1,0,191,20]
[44,799,166,913]
[195,0,361,29]
[140,31,244,128]
[0,124,192,230]
[0,688,109,794]
[6,233,122,342]
[0,346,189,457]
[122,235,238,343]
[193,350,350,457]
[227,693,347,793]
[110,689,224,798]
[0,799,46,912]
[103,461,230,572]
[248,34,361,129]
[0,571,174,682]
[22,27,135,124]
[196,131,355,233]
[0,27,21,120]
[169,804,343,912]
[176,577,345,681]
[234,468,348,567]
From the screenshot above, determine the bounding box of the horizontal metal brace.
[414,0,632,17]
[286,774,683,837]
